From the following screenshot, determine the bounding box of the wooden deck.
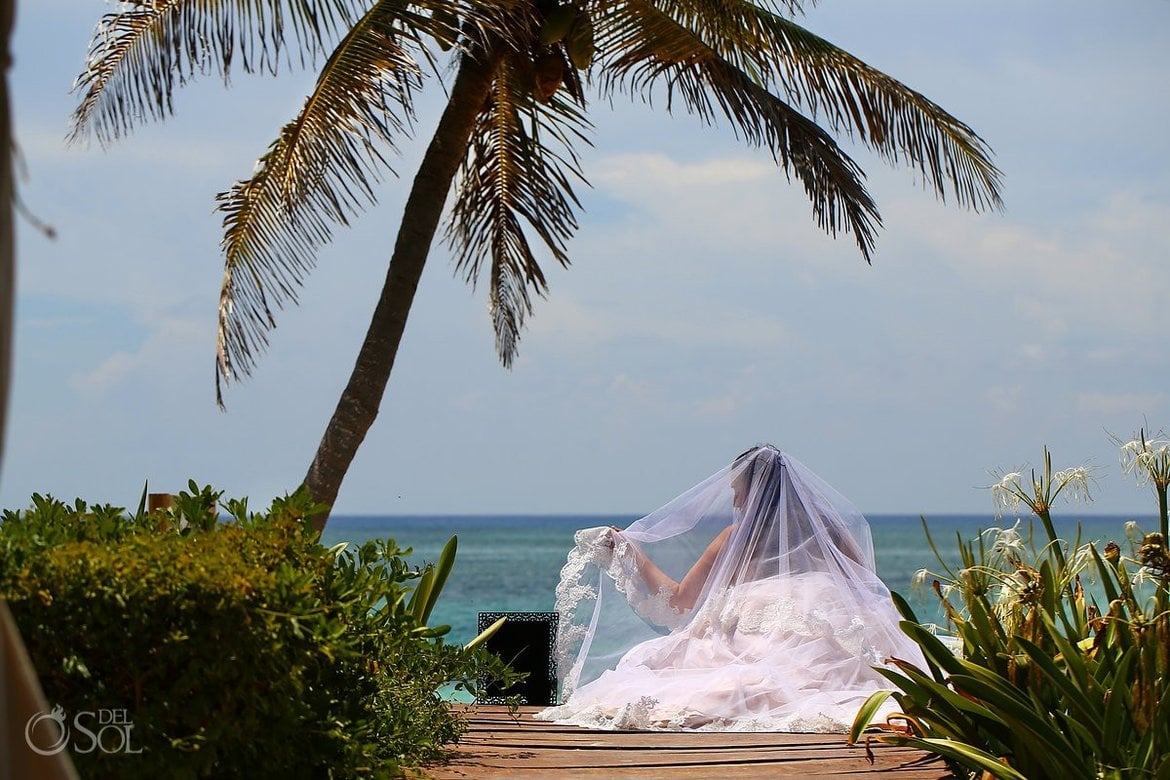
[425,706,951,779]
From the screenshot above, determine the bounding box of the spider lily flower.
[990,472,1025,517]
[1118,435,1170,487]
[1111,427,1170,544]
[983,521,1024,556]
[988,452,1095,518]
[1131,566,1156,587]
[1053,467,1094,503]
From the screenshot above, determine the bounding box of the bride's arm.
[607,526,678,597]
[673,526,733,610]
[610,525,733,612]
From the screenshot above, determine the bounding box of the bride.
[535,445,923,732]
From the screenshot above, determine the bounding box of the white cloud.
[585,150,831,266]
[608,373,651,403]
[1077,392,1169,418]
[532,292,794,358]
[984,385,1023,417]
[595,154,774,192]
[691,392,742,418]
[880,190,1170,333]
[71,350,138,391]
[69,316,205,395]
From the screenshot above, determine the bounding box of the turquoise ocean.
[320,513,1150,646]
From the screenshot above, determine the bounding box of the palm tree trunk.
[0,0,14,479]
[303,45,500,532]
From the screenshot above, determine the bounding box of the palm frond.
[445,52,591,366]
[600,0,1002,212]
[70,0,365,145]
[735,0,1002,211]
[215,2,446,405]
[596,0,881,259]
[703,61,883,259]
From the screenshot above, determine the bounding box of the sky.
[1,1,1168,521]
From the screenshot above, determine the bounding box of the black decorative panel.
[476,611,558,706]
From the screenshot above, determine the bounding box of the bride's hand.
[603,525,622,550]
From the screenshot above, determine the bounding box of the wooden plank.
[424,706,949,779]
[464,727,847,748]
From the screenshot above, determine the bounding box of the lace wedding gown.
[536,447,923,732]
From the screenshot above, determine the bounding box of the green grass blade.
[889,590,920,623]
[418,535,458,625]
[410,566,436,623]
[465,615,507,651]
[884,735,1029,780]
[899,620,965,676]
[967,597,1008,657]
[1101,648,1135,751]
[134,480,149,521]
[948,670,1086,777]
[888,661,1007,742]
[1015,635,1100,730]
[1089,545,1120,603]
[848,690,892,743]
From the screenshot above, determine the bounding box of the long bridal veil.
[536,445,923,732]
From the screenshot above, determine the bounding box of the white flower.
[1121,440,1149,481]
[1125,520,1146,544]
[1067,544,1095,577]
[1131,566,1156,587]
[1119,438,1144,463]
[994,578,1020,605]
[1053,466,1094,503]
[1116,432,1170,487]
[990,472,1023,516]
[989,521,1024,555]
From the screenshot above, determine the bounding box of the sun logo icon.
[25,703,69,756]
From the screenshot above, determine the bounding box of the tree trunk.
[0,0,14,478]
[303,46,500,533]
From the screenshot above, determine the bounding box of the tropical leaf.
[593,0,1001,261]
[723,0,1002,210]
[416,535,458,625]
[947,668,1088,777]
[445,52,590,365]
[214,2,451,403]
[1015,635,1100,728]
[884,736,1029,780]
[891,658,1008,740]
[847,689,892,743]
[1100,648,1135,751]
[966,593,1009,664]
[70,0,366,145]
[465,614,508,651]
[595,0,882,259]
[1089,543,1122,604]
[898,620,966,675]
[403,537,455,627]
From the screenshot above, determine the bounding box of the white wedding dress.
[536,447,923,732]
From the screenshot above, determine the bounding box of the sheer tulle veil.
[537,445,923,732]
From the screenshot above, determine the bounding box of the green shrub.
[852,442,1170,780]
[0,484,515,779]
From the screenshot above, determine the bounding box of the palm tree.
[71,0,1002,531]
